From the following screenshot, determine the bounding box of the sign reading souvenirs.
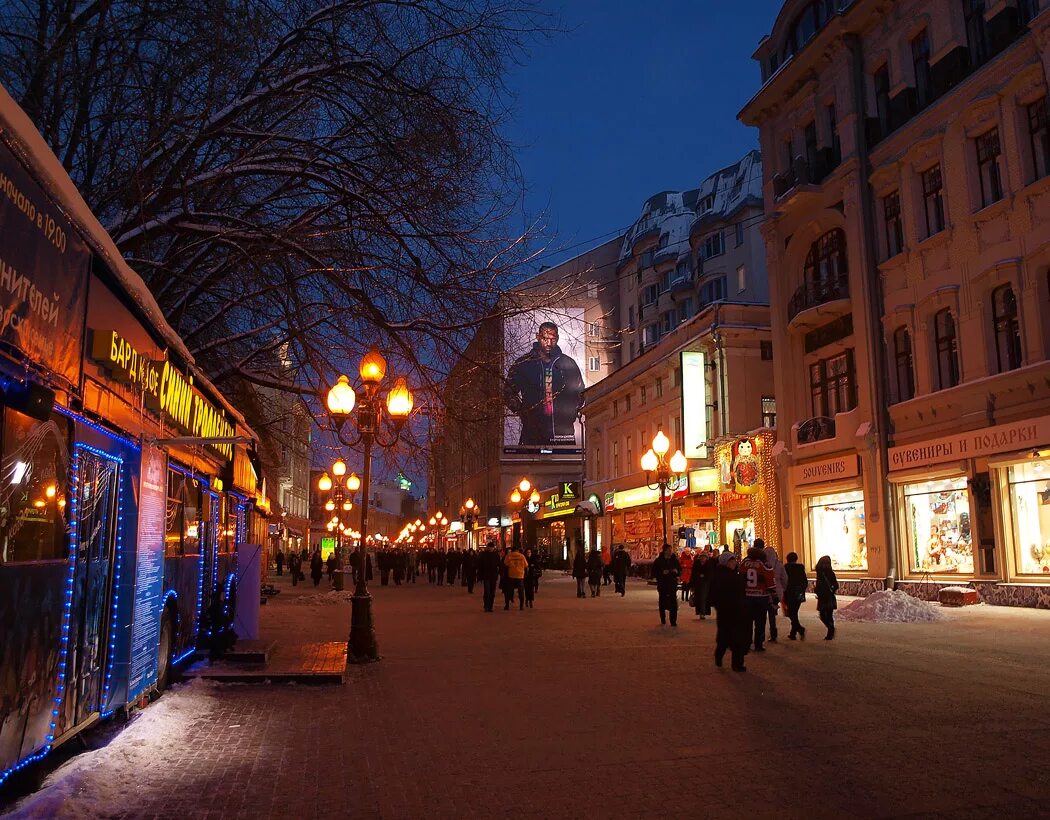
[0,139,89,384]
[90,329,235,459]
[791,454,860,486]
[888,416,1050,471]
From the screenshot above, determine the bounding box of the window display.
[805,490,866,571]
[1008,460,1050,575]
[903,477,972,574]
[724,517,754,554]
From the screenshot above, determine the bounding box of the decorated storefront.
[605,476,688,563]
[711,430,780,554]
[791,454,867,572]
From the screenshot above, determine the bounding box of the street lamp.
[641,430,688,549]
[459,498,479,549]
[318,461,359,580]
[325,350,414,663]
[508,478,539,550]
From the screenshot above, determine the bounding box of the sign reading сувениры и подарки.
[888,416,1050,471]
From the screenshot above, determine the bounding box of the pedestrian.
[479,540,500,612]
[601,547,613,586]
[289,552,301,586]
[407,550,417,584]
[275,549,285,576]
[651,543,681,626]
[784,552,808,640]
[523,547,540,608]
[611,543,631,596]
[679,549,694,601]
[761,540,788,643]
[740,545,772,652]
[379,549,391,586]
[300,547,309,566]
[814,555,839,640]
[326,551,336,584]
[572,549,588,598]
[711,552,749,671]
[462,547,478,594]
[310,549,324,587]
[692,549,717,619]
[435,549,447,586]
[503,546,528,610]
[586,549,603,597]
[446,547,460,586]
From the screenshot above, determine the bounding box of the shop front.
[888,415,1050,607]
[605,477,688,564]
[791,455,867,574]
[532,481,585,567]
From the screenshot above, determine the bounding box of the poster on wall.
[680,351,708,458]
[503,307,587,455]
[0,139,89,385]
[128,444,167,699]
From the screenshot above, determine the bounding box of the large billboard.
[503,308,586,455]
[681,351,708,459]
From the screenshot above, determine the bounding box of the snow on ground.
[838,588,946,623]
[289,589,355,605]
[5,679,224,820]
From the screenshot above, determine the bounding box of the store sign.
[792,454,859,486]
[128,444,166,699]
[680,351,708,459]
[688,467,719,494]
[0,140,89,385]
[612,474,688,510]
[90,329,235,459]
[888,415,1050,471]
[539,481,581,519]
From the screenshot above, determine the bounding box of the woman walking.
[814,555,839,640]
[523,548,540,608]
[587,549,603,597]
[572,549,588,598]
[783,552,807,639]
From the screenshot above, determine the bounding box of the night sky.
[505,0,784,269]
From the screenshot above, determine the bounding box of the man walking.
[479,541,501,612]
[611,543,631,596]
[651,543,681,626]
[503,545,528,611]
[462,547,478,594]
[740,545,773,652]
[275,549,285,576]
[711,552,749,671]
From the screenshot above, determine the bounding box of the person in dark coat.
[300,547,309,566]
[572,550,588,598]
[310,549,324,587]
[462,547,478,594]
[611,544,631,596]
[586,549,603,597]
[691,550,718,618]
[289,552,301,586]
[326,552,336,584]
[651,543,681,626]
[446,548,460,586]
[711,552,749,671]
[523,548,541,608]
[478,541,501,611]
[393,549,406,585]
[435,549,447,585]
[814,555,839,640]
[784,552,808,640]
[378,549,391,586]
[275,549,285,576]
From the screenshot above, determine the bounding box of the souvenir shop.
[791,454,868,573]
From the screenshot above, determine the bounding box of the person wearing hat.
[651,543,681,626]
[711,551,749,671]
[611,543,631,596]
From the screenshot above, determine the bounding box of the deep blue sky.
[505,0,783,268]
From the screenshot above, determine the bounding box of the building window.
[761,340,774,360]
[804,120,818,175]
[735,222,745,246]
[827,103,841,166]
[976,128,1004,207]
[874,64,891,135]
[613,399,619,418]
[655,377,664,398]
[809,350,856,417]
[673,415,682,446]
[737,265,746,293]
[642,284,659,306]
[963,0,989,68]
[992,284,1022,372]
[661,311,675,333]
[699,276,726,306]
[626,435,633,471]
[677,298,693,322]
[902,476,973,574]
[701,231,724,260]
[805,490,867,571]
[1007,458,1050,574]
[588,321,601,337]
[628,305,635,330]
[893,326,915,402]
[673,366,681,386]
[804,228,848,293]
[699,194,715,212]
[934,309,960,389]
[641,385,647,405]
[761,396,777,428]
[625,394,631,412]
[911,29,932,109]
[784,137,794,173]
[1028,97,1050,182]
[922,165,945,237]
[588,356,601,373]
[612,440,620,477]
[883,191,904,258]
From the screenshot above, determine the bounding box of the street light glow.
[641,449,659,472]
[332,459,347,477]
[318,472,333,492]
[346,473,361,492]
[652,430,670,457]
[386,377,414,417]
[669,450,687,474]
[518,478,531,493]
[359,350,387,384]
[327,375,356,416]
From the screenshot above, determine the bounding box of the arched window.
[992,284,1022,372]
[804,228,848,293]
[934,309,960,389]
[893,326,915,402]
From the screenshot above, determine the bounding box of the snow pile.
[290,589,354,605]
[838,589,945,623]
[7,679,223,819]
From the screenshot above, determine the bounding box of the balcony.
[796,416,836,446]
[787,273,851,332]
[772,149,838,202]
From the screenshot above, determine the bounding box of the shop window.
[883,191,904,258]
[893,326,915,402]
[805,490,867,571]
[1028,97,1049,182]
[166,470,201,557]
[992,284,1022,372]
[921,165,946,237]
[1007,460,1050,574]
[902,477,973,574]
[761,397,777,428]
[975,128,1004,208]
[934,309,960,389]
[0,409,71,562]
[809,349,856,417]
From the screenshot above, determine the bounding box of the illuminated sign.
[680,351,708,459]
[611,474,688,510]
[536,481,581,519]
[90,329,235,459]
[688,468,719,494]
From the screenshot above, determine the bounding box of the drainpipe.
[711,303,730,437]
[847,33,898,590]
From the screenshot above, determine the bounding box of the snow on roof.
[0,83,253,434]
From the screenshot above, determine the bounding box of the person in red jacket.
[740,545,773,652]
[679,549,694,601]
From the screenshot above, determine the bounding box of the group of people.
[275,547,335,588]
[649,539,840,672]
[570,545,633,598]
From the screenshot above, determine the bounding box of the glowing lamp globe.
[465,498,475,510]
[510,489,522,504]
[386,377,414,418]
[332,459,347,477]
[342,500,353,511]
[346,473,361,492]
[518,478,531,493]
[359,350,387,384]
[652,430,671,457]
[641,449,659,473]
[325,500,335,512]
[318,472,333,492]
[327,375,356,417]
[529,490,540,504]
[669,450,688,474]
[429,517,436,525]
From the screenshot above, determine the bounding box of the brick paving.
[6,572,1050,819]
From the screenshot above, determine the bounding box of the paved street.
[6,574,1050,820]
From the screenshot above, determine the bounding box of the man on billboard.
[504,321,584,447]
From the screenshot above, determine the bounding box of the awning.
[576,500,601,516]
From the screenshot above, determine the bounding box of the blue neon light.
[98,453,125,713]
[54,405,139,451]
[173,647,196,666]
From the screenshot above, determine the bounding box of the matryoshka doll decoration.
[731,437,760,495]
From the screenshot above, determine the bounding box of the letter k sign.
[562,482,576,498]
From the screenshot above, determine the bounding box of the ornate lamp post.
[459,498,479,549]
[641,430,688,549]
[508,478,540,550]
[428,511,449,550]
[325,351,414,663]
